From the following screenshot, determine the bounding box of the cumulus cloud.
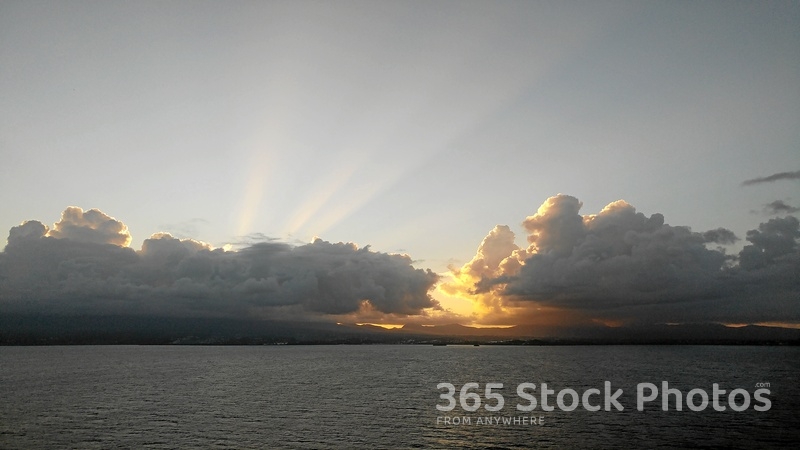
[7,220,48,243]
[507,195,727,306]
[441,225,524,314]
[0,208,439,320]
[46,206,132,246]
[741,170,800,186]
[446,194,800,325]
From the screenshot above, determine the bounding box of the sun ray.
[236,151,272,237]
[283,161,362,236]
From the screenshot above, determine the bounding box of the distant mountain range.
[390,322,800,343]
[1,314,798,345]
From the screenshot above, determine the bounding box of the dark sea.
[1,345,798,449]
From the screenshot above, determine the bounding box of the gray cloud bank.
[0,207,439,320]
[456,195,799,325]
[4,199,799,328]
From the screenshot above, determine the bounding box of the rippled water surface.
[1,345,798,448]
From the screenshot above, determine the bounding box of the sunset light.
[1,1,799,447]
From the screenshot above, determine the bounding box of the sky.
[1,1,798,330]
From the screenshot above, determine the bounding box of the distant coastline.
[2,314,798,346]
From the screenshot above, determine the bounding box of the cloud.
[739,216,800,270]
[741,170,800,186]
[0,208,439,320]
[507,195,727,306]
[702,228,739,245]
[46,206,132,246]
[4,200,798,329]
[763,200,800,215]
[7,220,48,243]
[157,218,209,239]
[441,225,523,313]
[446,194,800,326]
[232,232,282,246]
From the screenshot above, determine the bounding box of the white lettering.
[637,382,658,411]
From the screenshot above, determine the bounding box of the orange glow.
[431,281,478,317]
[756,322,800,329]
[356,323,405,329]
[438,270,513,318]
[591,318,625,328]
[724,322,800,329]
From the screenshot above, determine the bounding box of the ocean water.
[1,345,797,449]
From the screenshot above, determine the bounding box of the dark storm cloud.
[763,200,800,215]
[454,194,800,325]
[741,170,800,186]
[0,209,439,319]
[739,216,800,270]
